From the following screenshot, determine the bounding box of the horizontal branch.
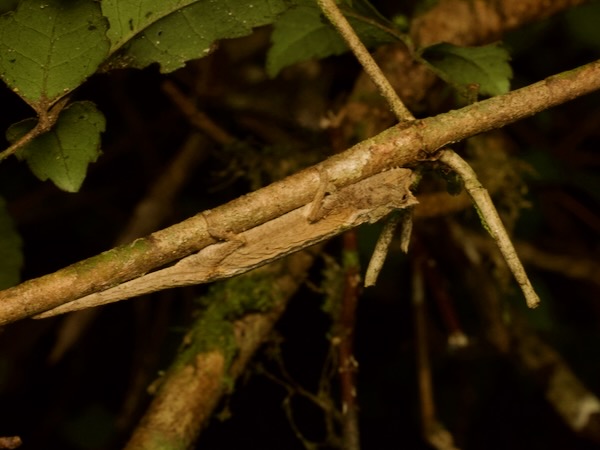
[123,247,319,449]
[0,59,599,325]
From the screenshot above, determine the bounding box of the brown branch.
[47,131,209,363]
[36,169,416,317]
[124,246,319,449]
[1,60,599,325]
[452,222,511,354]
[316,0,412,121]
[345,0,586,139]
[516,241,600,286]
[410,0,589,48]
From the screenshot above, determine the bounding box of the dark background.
[0,1,599,449]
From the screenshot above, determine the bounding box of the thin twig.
[399,209,414,253]
[364,212,401,287]
[320,0,539,307]
[162,80,235,146]
[316,0,413,122]
[438,150,540,308]
[0,97,69,161]
[316,0,540,308]
[0,125,42,161]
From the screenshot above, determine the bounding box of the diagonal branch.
[124,246,319,449]
[0,59,599,325]
[37,169,416,317]
[316,0,413,121]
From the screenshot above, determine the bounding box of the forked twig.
[316,0,540,308]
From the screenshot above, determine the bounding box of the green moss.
[68,237,152,277]
[174,271,283,375]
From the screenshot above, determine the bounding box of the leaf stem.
[0,97,68,161]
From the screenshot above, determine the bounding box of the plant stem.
[316,0,413,121]
[0,97,68,161]
[364,212,401,287]
[438,149,540,308]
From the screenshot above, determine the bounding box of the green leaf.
[342,0,389,24]
[0,196,23,290]
[267,3,344,77]
[267,0,397,77]
[0,0,109,109]
[420,42,513,97]
[7,102,105,193]
[102,0,290,73]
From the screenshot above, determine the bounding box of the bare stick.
[317,0,537,305]
[316,0,413,122]
[364,212,401,287]
[438,150,540,308]
[399,210,414,253]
